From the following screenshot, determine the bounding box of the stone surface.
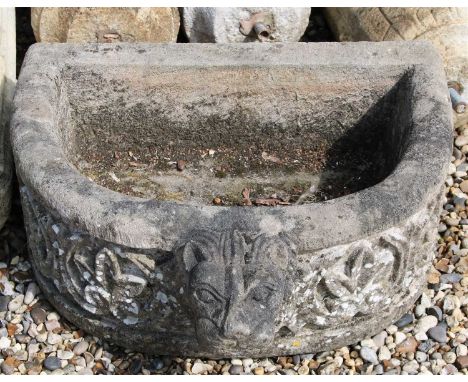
[182,7,311,42]
[0,8,15,229]
[31,7,180,43]
[324,7,468,82]
[11,42,452,358]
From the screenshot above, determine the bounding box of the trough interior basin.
[62,64,412,205]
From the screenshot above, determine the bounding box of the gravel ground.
[1,8,466,376]
[0,117,466,375]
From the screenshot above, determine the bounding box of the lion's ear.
[180,230,220,272]
[249,234,295,270]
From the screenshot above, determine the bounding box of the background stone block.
[0,8,15,229]
[31,7,180,43]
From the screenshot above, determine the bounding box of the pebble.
[23,282,37,305]
[440,273,463,284]
[443,352,457,364]
[443,295,461,313]
[457,344,468,357]
[427,325,448,343]
[372,331,387,348]
[448,162,457,174]
[456,355,468,369]
[44,356,62,371]
[45,320,60,331]
[47,332,62,345]
[253,367,264,375]
[8,294,24,312]
[298,365,309,375]
[1,362,15,375]
[415,304,426,318]
[396,337,418,353]
[394,332,406,345]
[455,135,468,147]
[0,336,11,349]
[128,358,143,374]
[442,364,458,375]
[73,340,89,355]
[191,362,211,374]
[360,347,378,365]
[30,307,47,324]
[402,360,419,374]
[426,306,443,321]
[378,346,391,361]
[148,358,164,371]
[57,350,74,360]
[229,364,243,375]
[415,351,427,363]
[242,358,253,367]
[0,295,10,311]
[414,316,438,333]
[394,313,413,328]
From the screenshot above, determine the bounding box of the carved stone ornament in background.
[182,7,311,42]
[31,7,180,43]
[12,43,452,357]
[324,7,468,84]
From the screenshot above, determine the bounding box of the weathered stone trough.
[11,42,452,358]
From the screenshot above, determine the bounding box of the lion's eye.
[250,284,276,303]
[194,287,219,304]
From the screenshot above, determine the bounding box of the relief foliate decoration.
[287,199,440,331]
[20,185,440,349]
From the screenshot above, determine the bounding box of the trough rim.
[11,41,453,251]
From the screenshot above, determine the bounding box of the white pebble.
[456,344,468,356]
[57,350,74,360]
[448,163,456,174]
[415,332,428,341]
[24,282,38,305]
[0,336,11,350]
[378,346,391,361]
[414,316,438,333]
[47,332,62,345]
[47,312,60,321]
[8,295,24,312]
[394,332,406,345]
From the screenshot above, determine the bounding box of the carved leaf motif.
[309,241,395,327]
[81,248,148,323]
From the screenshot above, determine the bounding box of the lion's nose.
[223,311,251,339]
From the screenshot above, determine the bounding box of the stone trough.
[11,42,452,358]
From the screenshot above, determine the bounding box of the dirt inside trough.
[63,55,411,207]
[76,141,376,206]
